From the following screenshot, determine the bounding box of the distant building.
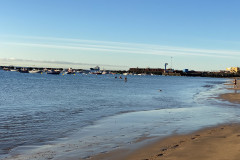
[226,67,240,73]
[90,66,100,71]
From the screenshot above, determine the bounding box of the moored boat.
[90,71,102,75]
[66,68,76,74]
[3,67,10,71]
[29,69,42,73]
[19,68,29,73]
[47,70,61,75]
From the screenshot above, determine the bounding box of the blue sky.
[0,0,240,70]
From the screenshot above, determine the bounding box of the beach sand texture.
[90,79,240,160]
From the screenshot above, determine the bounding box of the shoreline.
[89,80,240,160]
[90,124,240,160]
[220,79,240,104]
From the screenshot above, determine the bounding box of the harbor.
[1,65,240,77]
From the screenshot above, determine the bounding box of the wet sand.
[220,93,240,104]
[123,124,240,160]
[221,79,240,103]
[89,79,240,160]
[90,124,240,160]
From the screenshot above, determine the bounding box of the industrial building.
[226,67,240,73]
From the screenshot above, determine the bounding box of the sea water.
[0,70,240,159]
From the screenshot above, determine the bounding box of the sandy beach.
[89,80,240,160]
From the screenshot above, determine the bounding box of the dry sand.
[89,79,240,160]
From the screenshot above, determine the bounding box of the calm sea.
[0,70,240,160]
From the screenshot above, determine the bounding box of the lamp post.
[165,63,168,73]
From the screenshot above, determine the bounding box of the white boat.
[102,71,108,75]
[29,69,42,73]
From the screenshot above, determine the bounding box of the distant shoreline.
[1,65,240,77]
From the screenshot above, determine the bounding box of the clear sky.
[0,0,240,70]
